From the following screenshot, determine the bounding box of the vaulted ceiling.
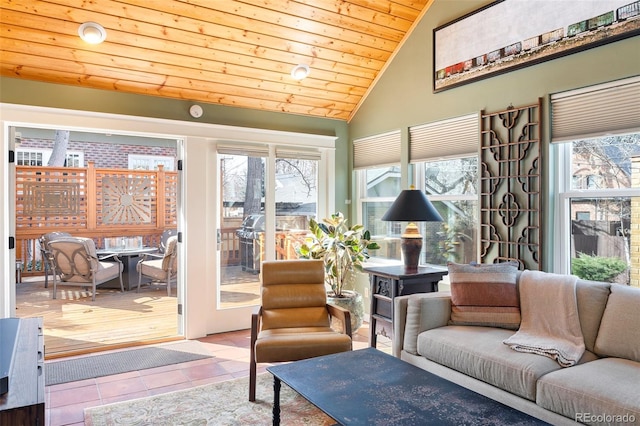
[0,0,434,121]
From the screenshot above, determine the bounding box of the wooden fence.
[15,162,181,276]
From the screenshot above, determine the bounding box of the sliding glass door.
[218,148,319,309]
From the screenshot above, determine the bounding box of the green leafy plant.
[297,212,379,297]
[571,253,627,282]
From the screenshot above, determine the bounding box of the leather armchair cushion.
[262,260,324,285]
[262,306,330,330]
[262,283,327,309]
[255,327,352,363]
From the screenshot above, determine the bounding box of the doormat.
[46,340,213,386]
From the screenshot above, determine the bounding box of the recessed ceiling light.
[78,22,107,44]
[291,64,310,80]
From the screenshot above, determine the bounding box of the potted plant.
[297,212,379,332]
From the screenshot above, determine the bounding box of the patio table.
[96,247,158,291]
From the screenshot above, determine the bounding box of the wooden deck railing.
[15,162,178,276]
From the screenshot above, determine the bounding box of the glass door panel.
[219,154,265,308]
[274,157,318,260]
[218,153,320,308]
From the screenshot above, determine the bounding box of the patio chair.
[48,237,124,301]
[39,231,72,288]
[249,259,353,402]
[136,235,178,296]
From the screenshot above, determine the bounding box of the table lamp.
[382,186,443,273]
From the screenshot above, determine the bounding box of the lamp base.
[401,223,423,273]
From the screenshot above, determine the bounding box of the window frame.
[16,147,84,167]
[554,138,640,275]
[128,154,175,171]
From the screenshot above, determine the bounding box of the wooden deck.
[15,269,261,359]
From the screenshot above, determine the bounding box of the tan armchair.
[136,235,178,296]
[48,237,123,301]
[249,259,353,402]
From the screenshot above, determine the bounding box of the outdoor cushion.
[537,357,640,422]
[594,284,640,362]
[417,325,563,401]
[137,258,167,281]
[447,261,521,329]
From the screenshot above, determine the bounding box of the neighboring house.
[15,133,177,170]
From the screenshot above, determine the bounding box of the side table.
[365,264,447,348]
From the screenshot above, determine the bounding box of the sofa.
[393,264,640,425]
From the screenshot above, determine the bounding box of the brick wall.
[17,138,177,169]
[630,157,640,287]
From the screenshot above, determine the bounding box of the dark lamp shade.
[381,189,443,222]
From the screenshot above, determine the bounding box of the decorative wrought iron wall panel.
[480,100,542,270]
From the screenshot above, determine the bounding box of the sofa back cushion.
[447,261,521,330]
[594,284,640,362]
[574,279,610,353]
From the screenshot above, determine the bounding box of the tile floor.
[46,325,390,426]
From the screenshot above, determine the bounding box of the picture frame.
[433,0,640,92]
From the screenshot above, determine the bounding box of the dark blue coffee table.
[267,347,549,425]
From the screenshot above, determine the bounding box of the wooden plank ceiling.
[0,0,433,121]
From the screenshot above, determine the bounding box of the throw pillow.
[593,284,640,363]
[448,261,521,330]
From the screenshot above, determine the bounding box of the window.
[357,157,479,267]
[356,115,480,267]
[16,148,83,167]
[16,150,44,166]
[422,156,478,266]
[556,133,640,284]
[128,154,174,171]
[65,152,83,167]
[357,166,402,261]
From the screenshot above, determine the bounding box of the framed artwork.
[433,0,640,92]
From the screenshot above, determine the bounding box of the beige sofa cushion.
[594,284,640,362]
[574,279,610,353]
[417,325,564,401]
[447,261,521,330]
[537,358,640,423]
[403,293,452,355]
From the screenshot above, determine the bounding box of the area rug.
[46,340,213,386]
[84,373,333,426]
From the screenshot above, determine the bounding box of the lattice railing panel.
[163,171,178,227]
[96,170,158,227]
[480,100,542,270]
[16,166,88,229]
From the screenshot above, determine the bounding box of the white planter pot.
[326,290,364,333]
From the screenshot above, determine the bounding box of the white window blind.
[551,76,640,143]
[276,148,322,161]
[217,145,268,157]
[409,113,479,162]
[353,130,401,169]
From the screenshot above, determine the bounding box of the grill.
[236,214,310,274]
[237,214,265,274]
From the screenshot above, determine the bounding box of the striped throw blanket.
[503,270,585,367]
